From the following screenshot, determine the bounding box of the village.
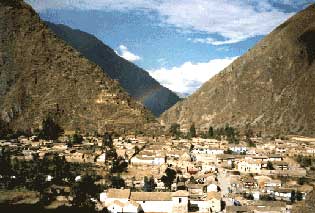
[1,124,315,213]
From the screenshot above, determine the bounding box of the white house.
[106,200,141,213]
[237,160,261,174]
[207,183,219,192]
[130,155,165,166]
[207,192,221,212]
[130,191,189,213]
[190,192,221,213]
[96,153,106,163]
[191,146,224,155]
[100,189,189,213]
[100,189,130,204]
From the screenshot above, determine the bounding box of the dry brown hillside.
[0,0,156,134]
[160,4,315,136]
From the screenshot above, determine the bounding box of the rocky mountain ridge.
[160,4,315,136]
[45,22,180,116]
[0,0,156,134]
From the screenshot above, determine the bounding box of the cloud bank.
[26,0,304,45]
[149,57,238,94]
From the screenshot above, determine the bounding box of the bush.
[39,116,64,140]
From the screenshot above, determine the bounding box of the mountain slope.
[44,22,180,116]
[0,0,156,134]
[160,4,315,136]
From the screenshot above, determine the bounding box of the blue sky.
[27,0,313,94]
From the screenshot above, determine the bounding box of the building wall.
[136,200,173,213]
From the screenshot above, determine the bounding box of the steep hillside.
[161,5,315,136]
[0,0,156,134]
[45,22,180,116]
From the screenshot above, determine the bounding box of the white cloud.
[116,45,141,62]
[189,37,248,46]
[27,0,297,45]
[149,57,238,94]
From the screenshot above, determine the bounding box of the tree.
[72,133,83,144]
[111,175,125,189]
[224,124,239,144]
[170,123,180,138]
[144,176,155,192]
[188,124,196,138]
[39,116,64,140]
[189,176,196,184]
[103,132,113,148]
[296,191,303,201]
[0,147,13,177]
[245,123,255,147]
[267,161,274,170]
[72,175,98,207]
[298,177,307,185]
[161,168,176,190]
[291,190,296,203]
[134,146,140,155]
[208,126,214,138]
[111,157,128,173]
[0,119,12,139]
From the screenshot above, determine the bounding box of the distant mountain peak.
[45,22,180,116]
[161,5,315,136]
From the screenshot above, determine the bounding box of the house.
[187,183,206,199]
[273,188,293,201]
[298,184,313,200]
[276,146,287,155]
[189,192,221,213]
[96,153,106,163]
[268,155,283,162]
[242,177,257,189]
[207,192,221,212]
[130,155,165,166]
[207,183,219,192]
[106,200,142,213]
[237,160,261,174]
[191,146,224,155]
[100,189,130,204]
[229,145,247,154]
[273,161,289,170]
[100,189,189,213]
[130,191,189,213]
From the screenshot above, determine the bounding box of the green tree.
[224,124,239,144]
[208,126,214,138]
[72,175,98,207]
[296,191,303,201]
[134,146,140,155]
[161,168,177,190]
[144,176,155,192]
[189,176,196,184]
[111,157,128,173]
[245,123,255,147]
[291,190,296,203]
[111,175,125,189]
[188,124,197,138]
[0,119,12,139]
[103,132,113,148]
[72,133,83,144]
[267,161,274,170]
[39,116,64,140]
[170,123,181,138]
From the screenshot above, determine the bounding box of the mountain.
[44,22,180,116]
[160,4,315,136]
[0,0,157,134]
